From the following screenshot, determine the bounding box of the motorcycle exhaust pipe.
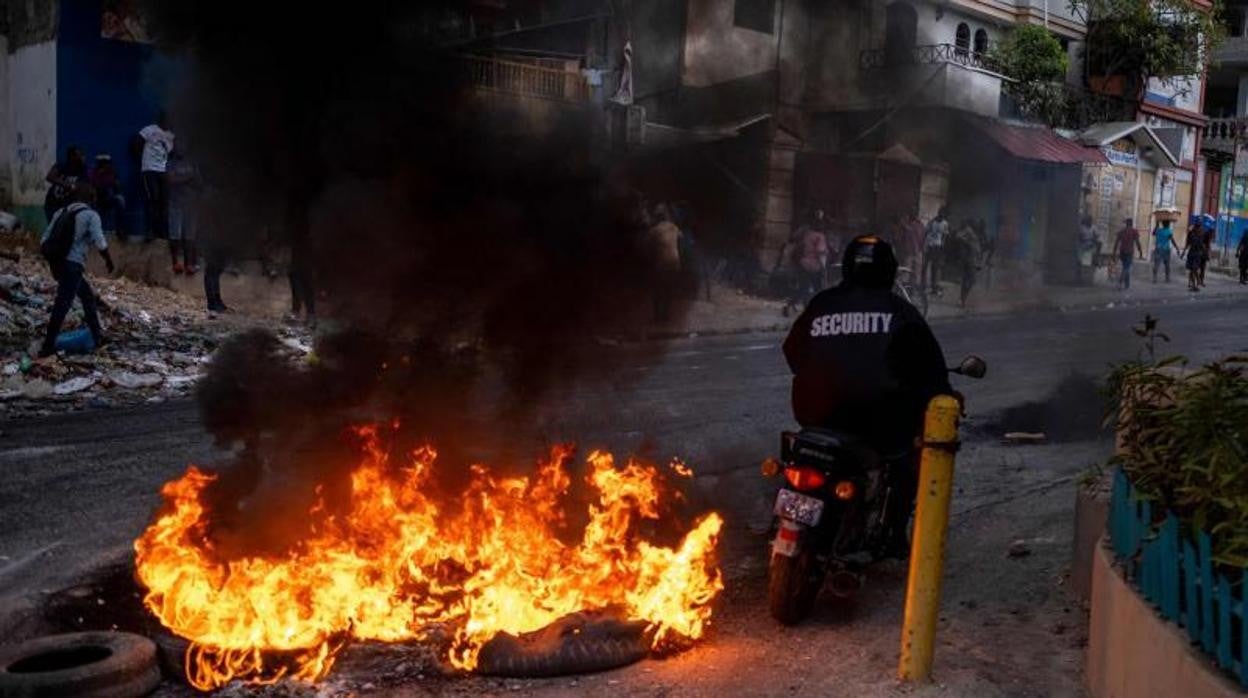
[828,570,864,598]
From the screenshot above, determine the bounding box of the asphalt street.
[0,295,1245,696]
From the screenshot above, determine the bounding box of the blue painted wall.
[56,0,179,234]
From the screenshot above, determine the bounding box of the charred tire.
[768,549,822,625]
[0,631,160,698]
[475,612,650,677]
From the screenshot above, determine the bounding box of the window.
[734,0,776,34]
[973,28,988,54]
[955,22,970,55]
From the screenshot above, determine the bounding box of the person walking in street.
[797,221,830,300]
[138,112,175,241]
[1236,232,1248,285]
[648,203,682,323]
[1114,218,1143,290]
[1183,222,1209,292]
[44,146,88,223]
[900,210,926,278]
[952,219,982,307]
[1198,218,1216,287]
[1151,219,1176,283]
[1076,215,1097,285]
[37,182,115,358]
[923,208,949,296]
[167,150,201,274]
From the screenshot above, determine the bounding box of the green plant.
[1107,356,1248,566]
[1069,0,1227,99]
[990,25,1071,124]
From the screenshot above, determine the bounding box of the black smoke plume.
[144,2,682,430]
[141,2,689,545]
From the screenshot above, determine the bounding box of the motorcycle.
[763,355,987,625]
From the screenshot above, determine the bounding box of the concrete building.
[1200,0,1248,255]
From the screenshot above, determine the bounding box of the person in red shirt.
[1114,218,1144,290]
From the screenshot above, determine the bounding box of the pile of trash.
[0,251,310,418]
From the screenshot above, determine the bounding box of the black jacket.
[782,284,952,453]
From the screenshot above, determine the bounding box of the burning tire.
[768,549,822,625]
[475,611,650,677]
[0,631,161,697]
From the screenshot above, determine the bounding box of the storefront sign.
[1102,139,1138,167]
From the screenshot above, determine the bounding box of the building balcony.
[1213,35,1248,67]
[859,43,997,73]
[461,54,589,104]
[858,44,1004,118]
[1202,117,1248,154]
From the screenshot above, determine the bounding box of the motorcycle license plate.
[774,489,824,526]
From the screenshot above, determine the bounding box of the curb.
[1087,538,1243,698]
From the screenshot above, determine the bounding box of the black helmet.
[841,235,898,289]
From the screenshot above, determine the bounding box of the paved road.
[1,297,1245,696]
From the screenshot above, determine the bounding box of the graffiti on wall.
[102,1,153,44]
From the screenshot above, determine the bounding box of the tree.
[991,25,1070,125]
[1070,0,1226,100]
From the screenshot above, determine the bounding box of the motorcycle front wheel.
[767,547,823,625]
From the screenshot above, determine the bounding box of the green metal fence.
[1110,470,1248,686]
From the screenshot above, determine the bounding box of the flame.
[134,425,723,690]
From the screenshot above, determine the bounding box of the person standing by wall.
[1151,219,1176,283]
[138,113,175,243]
[1114,218,1143,290]
[90,154,125,236]
[37,182,115,357]
[923,208,949,296]
[167,150,201,274]
[44,146,88,224]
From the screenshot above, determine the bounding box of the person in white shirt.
[923,208,949,296]
[139,112,175,243]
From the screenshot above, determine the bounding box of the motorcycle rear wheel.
[767,548,823,625]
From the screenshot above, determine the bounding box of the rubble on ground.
[0,251,309,418]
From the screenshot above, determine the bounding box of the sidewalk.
[925,267,1248,320]
[655,270,1248,339]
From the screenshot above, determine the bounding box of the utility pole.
[1222,123,1240,265]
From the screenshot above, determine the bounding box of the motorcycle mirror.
[955,355,987,379]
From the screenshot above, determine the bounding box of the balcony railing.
[461,54,589,104]
[859,43,998,72]
[1203,117,1248,153]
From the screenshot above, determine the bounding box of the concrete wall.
[58,0,176,237]
[916,4,1006,49]
[1087,541,1244,698]
[682,0,780,88]
[9,40,57,230]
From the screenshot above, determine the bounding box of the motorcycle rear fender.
[771,518,805,558]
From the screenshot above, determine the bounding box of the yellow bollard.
[898,394,962,683]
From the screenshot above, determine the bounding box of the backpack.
[41,207,83,266]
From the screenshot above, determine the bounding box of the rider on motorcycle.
[782,235,952,556]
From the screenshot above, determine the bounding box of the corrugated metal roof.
[973,119,1108,164]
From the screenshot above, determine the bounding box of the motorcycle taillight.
[784,466,827,492]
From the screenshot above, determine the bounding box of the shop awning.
[1077,122,1181,168]
[972,118,1108,164]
